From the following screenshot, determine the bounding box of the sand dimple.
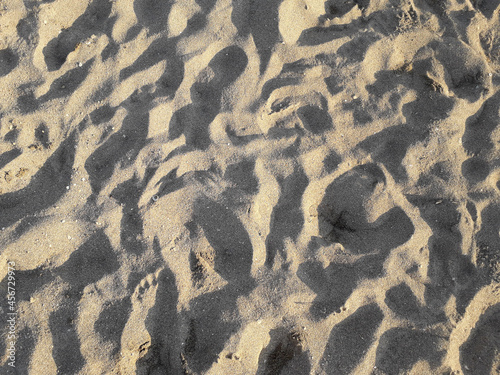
[1,0,500,374]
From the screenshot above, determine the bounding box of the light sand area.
[0,0,500,374]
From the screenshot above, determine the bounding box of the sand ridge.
[0,0,499,374]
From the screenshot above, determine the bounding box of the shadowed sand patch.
[1,0,500,373]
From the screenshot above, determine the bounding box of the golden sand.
[0,0,499,374]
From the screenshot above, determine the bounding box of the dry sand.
[0,0,499,374]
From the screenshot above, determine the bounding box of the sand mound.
[0,0,500,374]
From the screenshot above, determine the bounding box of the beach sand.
[0,0,499,374]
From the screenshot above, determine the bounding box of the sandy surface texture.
[0,0,500,374]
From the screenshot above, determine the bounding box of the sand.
[0,0,499,374]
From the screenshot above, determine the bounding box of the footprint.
[261,75,302,103]
[133,0,173,34]
[385,284,422,322]
[49,304,85,375]
[45,230,119,374]
[298,22,360,47]
[16,14,38,44]
[224,159,259,195]
[481,27,500,69]
[94,297,132,357]
[42,0,112,71]
[476,203,500,283]
[0,132,76,230]
[323,0,359,20]
[259,329,310,375]
[405,38,490,103]
[89,104,117,126]
[56,230,120,291]
[183,286,250,372]
[119,271,162,375]
[317,163,414,254]
[375,327,445,374]
[179,198,256,372]
[462,157,490,185]
[120,266,181,374]
[0,48,18,77]
[168,46,247,149]
[266,164,309,266]
[189,250,211,287]
[231,0,281,73]
[475,0,500,18]
[111,175,149,255]
[385,283,445,324]
[35,123,50,149]
[462,92,500,156]
[85,108,149,194]
[193,197,253,283]
[38,59,94,104]
[259,91,331,137]
[408,197,480,312]
[320,303,383,374]
[460,303,500,375]
[298,254,385,320]
[342,97,373,125]
[358,125,428,182]
[118,37,182,87]
[296,105,333,134]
